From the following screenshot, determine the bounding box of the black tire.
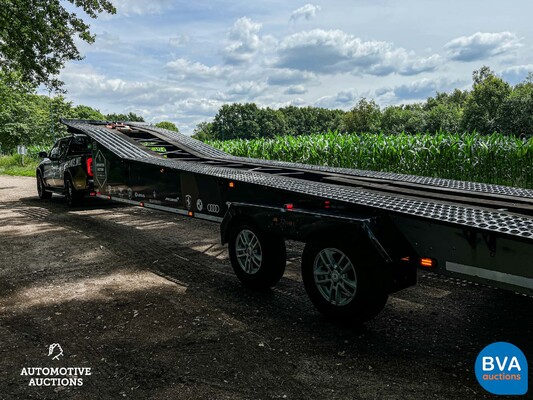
[302,236,389,325]
[65,176,83,207]
[36,172,52,199]
[228,222,286,290]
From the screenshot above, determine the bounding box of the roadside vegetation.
[0,154,39,177]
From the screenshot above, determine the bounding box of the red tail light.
[86,157,93,177]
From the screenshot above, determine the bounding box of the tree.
[257,108,287,138]
[155,121,179,132]
[211,103,260,140]
[462,66,511,134]
[424,91,465,133]
[425,103,462,133]
[497,81,533,136]
[278,106,345,136]
[343,98,382,133]
[278,105,305,136]
[69,105,105,121]
[0,71,72,151]
[105,112,145,122]
[0,0,116,91]
[192,122,215,141]
[381,104,427,134]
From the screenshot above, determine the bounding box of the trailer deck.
[58,119,533,322]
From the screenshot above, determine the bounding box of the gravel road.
[0,175,531,399]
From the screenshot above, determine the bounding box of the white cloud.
[169,34,190,48]
[314,89,358,108]
[373,77,464,102]
[500,64,533,85]
[227,81,267,97]
[284,85,307,95]
[112,0,173,16]
[223,17,264,64]
[165,58,227,81]
[61,64,194,108]
[445,32,522,62]
[290,4,322,22]
[276,29,441,76]
[266,68,316,85]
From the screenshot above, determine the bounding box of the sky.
[57,0,533,134]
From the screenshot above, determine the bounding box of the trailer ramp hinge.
[362,222,393,263]
[482,232,497,253]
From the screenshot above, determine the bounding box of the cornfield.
[208,132,533,188]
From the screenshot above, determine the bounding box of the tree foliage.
[155,121,179,132]
[105,112,145,122]
[0,0,116,91]
[342,98,381,133]
[462,66,511,133]
[209,103,344,140]
[0,71,142,153]
[192,121,215,141]
[69,105,106,121]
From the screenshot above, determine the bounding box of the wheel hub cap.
[313,248,357,306]
[235,229,262,275]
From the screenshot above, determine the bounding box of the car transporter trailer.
[56,119,533,323]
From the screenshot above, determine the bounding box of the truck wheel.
[65,177,83,207]
[302,237,388,324]
[228,222,286,290]
[36,172,52,199]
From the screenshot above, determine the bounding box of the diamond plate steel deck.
[64,121,533,241]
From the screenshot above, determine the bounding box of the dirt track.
[0,175,531,399]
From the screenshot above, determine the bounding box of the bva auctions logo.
[475,342,528,395]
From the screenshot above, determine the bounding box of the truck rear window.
[69,136,92,154]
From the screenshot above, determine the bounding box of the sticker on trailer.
[94,150,108,189]
[207,204,220,213]
[196,198,203,211]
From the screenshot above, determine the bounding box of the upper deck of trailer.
[62,119,533,242]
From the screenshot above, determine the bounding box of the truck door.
[43,142,60,187]
[50,138,70,187]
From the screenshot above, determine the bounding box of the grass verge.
[0,154,39,177]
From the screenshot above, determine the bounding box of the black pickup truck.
[36,134,94,206]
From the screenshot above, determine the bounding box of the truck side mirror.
[38,151,48,158]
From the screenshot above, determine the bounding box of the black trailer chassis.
[59,119,533,323]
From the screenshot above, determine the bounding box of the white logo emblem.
[185,195,192,209]
[207,204,220,213]
[196,199,203,211]
[48,343,64,360]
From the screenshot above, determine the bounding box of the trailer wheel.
[65,177,83,207]
[228,222,286,290]
[36,172,52,199]
[302,237,388,324]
